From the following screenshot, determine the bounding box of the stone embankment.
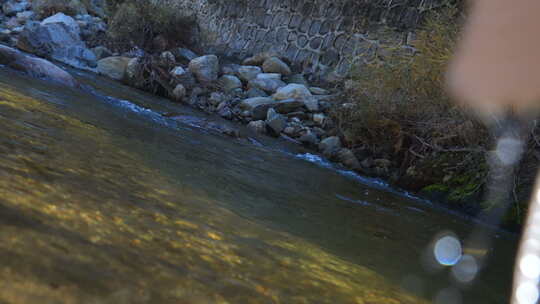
[0,0,388,177]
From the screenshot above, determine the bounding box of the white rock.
[273,83,312,101]
[42,13,80,36]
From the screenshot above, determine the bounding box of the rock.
[242,51,280,66]
[336,148,361,169]
[218,106,233,120]
[170,67,197,89]
[96,56,131,80]
[274,99,304,114]
[262,57,291,75]
[286,74,308,86]
[17,21,97,69]
[312,127,326,138]
[304,98,320,112]
[248,73,286,94]
[160,51,175,64]
[172,47,198,62]
[0,29,11,43]
[221,63,240,75]
[208,92,223,106]
[286,111,309,120]
[273,83,312,101]
[313,113,326,125]
[0,44,78,87]
[170,66,186,77]
[283,126,297,137]
[125,57,140,80]
[90,46,111,59]
[247,120,266,134]
[172,84,186,102]
[246,87,268,98]
[237,65,261,82]
[265,108,287,135]
[309,87,329,95]
[3,0,30,16]
[238,97,277,120]
[5,17,21,29]
[188,55,219,83]
[42,12,80,36]
[16,10,35,23]
[299,130,319,146]
[318,136,341,157]
[219,74,242,91]
[79,18,106,40]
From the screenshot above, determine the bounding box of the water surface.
[0,68,516,303]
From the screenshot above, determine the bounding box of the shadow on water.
[0,67,517,303]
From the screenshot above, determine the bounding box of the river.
[0,67,517,303]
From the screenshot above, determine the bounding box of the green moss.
[421,184,449,193]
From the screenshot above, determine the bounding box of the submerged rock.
[188,55,219,83]
[0,44,78,87]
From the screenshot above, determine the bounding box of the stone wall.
[173,0,450,78]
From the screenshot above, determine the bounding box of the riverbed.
[0,67,517,303]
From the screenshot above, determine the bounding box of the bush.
[106,0,197,52]
[337,5,488,154]
[32,0,88,18]
[334,5,492,204]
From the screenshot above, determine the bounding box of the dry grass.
[106,0,196,53]
[336,5,488,159]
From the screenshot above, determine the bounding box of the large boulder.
[41,12,80,36]
[188,55,219,83]
[238,97,277,120]
[17,20,97,69]
[248,73,286,94]
[0,44,77,87]
[262,57,291,75]
[97,56,131,80]
[273,83,312,101]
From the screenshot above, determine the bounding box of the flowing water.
[0,67,518,303]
